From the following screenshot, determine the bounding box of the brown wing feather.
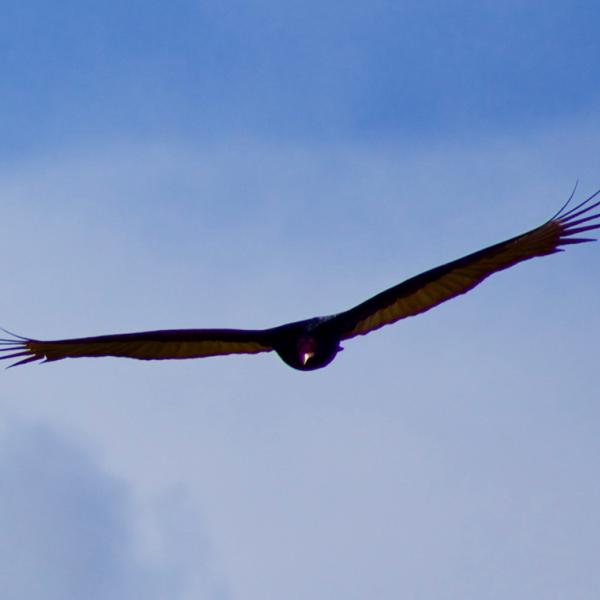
[334,189,600,340]
[0,328,273,367]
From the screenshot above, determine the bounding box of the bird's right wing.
[332,189,600,340]
[0,328,274,367]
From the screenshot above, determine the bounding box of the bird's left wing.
[0,328,273,367]
[331,189,600,340]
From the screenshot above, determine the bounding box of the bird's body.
[270,317,343,371]
[2,189,599,371]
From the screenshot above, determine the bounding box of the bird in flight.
[2,189,599,371]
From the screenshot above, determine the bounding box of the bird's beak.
[301,351,315,366]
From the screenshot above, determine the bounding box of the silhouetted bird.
[2,189,599,371]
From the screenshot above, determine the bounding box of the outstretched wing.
[333,189,600,340]
[0,328,273,367]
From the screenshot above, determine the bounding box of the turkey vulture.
[2,189,599,371]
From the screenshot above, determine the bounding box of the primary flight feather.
[2,189,599,371]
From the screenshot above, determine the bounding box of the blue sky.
[1,2,600,599]
[3,0,600,152]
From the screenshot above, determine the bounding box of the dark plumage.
[2,189,599,371]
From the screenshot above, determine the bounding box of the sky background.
[1,2,600,599]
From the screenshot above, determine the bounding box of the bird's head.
[272,317,341,371]
[297,336,317,367]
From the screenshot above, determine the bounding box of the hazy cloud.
[1,118,599,598]
[0,418,226,600]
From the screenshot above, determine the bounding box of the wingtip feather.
[7,355,42,368]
